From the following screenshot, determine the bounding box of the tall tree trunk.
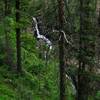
[44,0,48,9]
[98,9,100,26]
[4,0,9,61]
[78,0,88,99]
[58,0,66,100]
[4,0,12,65]
[16,0,21,72]
[78,0,96,100]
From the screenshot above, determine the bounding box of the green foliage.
[0,0,99,100]
[95,91,100,100]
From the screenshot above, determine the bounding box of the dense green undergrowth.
[0,23,99,99]
[0,62,59,100]
[0,32,100,100]
[0,59,75,100]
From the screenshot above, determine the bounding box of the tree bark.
[4,0,9,58]
[78,0,96,100]
[16,0,21,72]
[98,9,100,26]
[4,0,12,65]
[58,0,66,100]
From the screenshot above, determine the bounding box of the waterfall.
[32,17,52,50]
[66,74,77,95]
[32,17,77,95]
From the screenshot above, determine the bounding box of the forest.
[0,0,100,100]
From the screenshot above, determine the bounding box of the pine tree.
[58,0,66,99]
[78,0,96,99]
[4,0,12,65]
[16,0,21,72]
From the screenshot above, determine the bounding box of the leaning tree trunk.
[58,0,66,100]
[16,0,21,72]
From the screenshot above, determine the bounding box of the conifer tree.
[16,0,21,72]
[58,0,66,99]
[78,0,96,99]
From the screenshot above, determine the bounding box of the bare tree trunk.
[16,0,21,72]
[44,0,48,9]
[4,0,9,60]
[78,0,96,100]
[78,1,87,99]
[98,9,100,26]
[58,0,66,100]
[4,0,12,65]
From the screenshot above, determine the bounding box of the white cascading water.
[66,74,77,95]
[32,17,76,95]
[32,17,52,50]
